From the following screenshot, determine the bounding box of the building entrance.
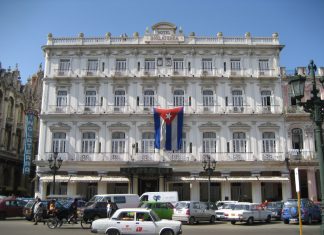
[138,179,158,195]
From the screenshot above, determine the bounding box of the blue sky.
[1,0,323,83]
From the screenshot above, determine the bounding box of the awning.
[171,176,226,182]
[100,176,129,182]
[258,176,290,182]
[69,176,100,182]
[40,175,71,182]
[226,177,258,182]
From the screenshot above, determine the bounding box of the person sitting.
[47,199,56,216]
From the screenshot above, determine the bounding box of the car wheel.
[161,229,174,235]
[188,216,195,225]
[247,217,254,225]
[307,215,312,225]
[266,215,271,223]
[283,219,289,224]
[107,229,120,235]
[0,212,6,220]
[231,221,236,225]
[210,215,216,224]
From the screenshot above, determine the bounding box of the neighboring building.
[0,63,43,197]
[35,22,319,202]
[281,65,324,201]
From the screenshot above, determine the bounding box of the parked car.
[139,191,179,204]
[281,198,321,224]
[216,200,238,210]
[215,202,237,221]
[0,197,27,219]
[228,202,272,225]
[78,201,108,222]
[266,201,283,220]
[140,201,174,219]
[91,208,182,235]
[172,201,216,225]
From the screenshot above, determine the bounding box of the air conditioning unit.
[203,106,210,111]
[143,107,150,111]
[56,107,64,112]
[84,107,91,112]
[202,70,208,76]
[115,71,122,76]
[144,71,150,76]
[173,70,179,75]
[262,106,271,113]
[58,71,65,76]
[259,71,265,76]
[114,107,120,112]
[87,71,94,76]
[233,106,244,113]
[231,71,237,76]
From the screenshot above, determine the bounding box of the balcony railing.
[219,152,254,161]
[257,69,276,77]
[255,105,281,114]
[82,69,101,77]
[164,152,192,162]
[261,152,284,161]
[76,105,105,113]
[54,69,72,77]
[133,152,160,162]
[48,105,73,114]
[288,149,315,161]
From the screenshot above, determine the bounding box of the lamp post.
[48,152,63,195]
[289,60,324,234]
[202,155,217,203]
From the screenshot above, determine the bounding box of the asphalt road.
[0,218,320,235]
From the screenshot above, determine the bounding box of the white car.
[215,203,237,221]
[227,202,272,225]
[91,208,182,235]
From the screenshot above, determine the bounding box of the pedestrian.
[107,199,112,218]
[33,198,43,225]
[68,198,78,224]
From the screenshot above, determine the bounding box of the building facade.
[0,63,43,196]
[36,22,321,202]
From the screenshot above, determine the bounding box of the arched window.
[292,128,303,149]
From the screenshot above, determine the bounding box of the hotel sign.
[23,109,38,175]
[145,34,185,43]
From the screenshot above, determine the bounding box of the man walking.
[33,198,43,225]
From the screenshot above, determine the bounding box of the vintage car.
[140,201,174,219]
[0,197,27,219]
[91,208,182,235]
[228,202,272,225]
[215,202,237,221]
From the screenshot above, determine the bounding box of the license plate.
[231,213,235,216]
[290,218,298,222]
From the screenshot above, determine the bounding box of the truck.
[139,191,178,204]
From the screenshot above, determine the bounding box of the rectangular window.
[59,59,71,71]
[262,132,276,153]
[87,59,99,71]
[230,59,241,71]
[56,90,67,107]
[173,90,184,106]
[233,132,246,153]
[259,59,269,71]
[144,90,154,107]
[112,133,125,153]
[114,90,126,106]
[52,132,67,153]
[203,132,216,153]
[116,59,127,71]
[82,132,96,153]
[144,59,156,71]
[203,90,214,106]
[173,59,184,71]
[261,90,271,106]
[232,90,243,107]
[202,59,213,71]
[85,90,97,106]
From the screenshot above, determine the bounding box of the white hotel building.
[35,22,322,202]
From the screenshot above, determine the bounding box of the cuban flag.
[154,107,184,151]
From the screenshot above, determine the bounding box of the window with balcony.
[173,89,184,106]
[141,132,155,153]
[57,90,67,107]
[292,128,303,150]
[173,59,184,72]
[203,90,214,107]
[144,59,155,71]
[230,59,241,71]
[116,59,127,71]
[203,132,216,153]
[259,59,269,71]
[52,132,67,153]
[202,59,213,71]
[82,132,96,153]
[112,132,125,153]
[87,59,99,72]
[85,90,96,107]
[59,59,71,71]
[144,90,154,107]
[262,132,276,153]
[232,90,243,112]
[261,90,271,107]
[233,132,246,152]
[114,90,126,106]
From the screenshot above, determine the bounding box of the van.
[172,201,216,225]
[139,191,178,203]
[87,194,139,208]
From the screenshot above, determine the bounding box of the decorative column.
[132,175,138,195]
[281,180,292,202]
[221,180,231,200]
[252,181,262,203]
[307,168,318,201]
[159,176,164,192]
[67,181,77,196]
[190,181,200,201]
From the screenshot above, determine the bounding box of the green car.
[140,201,174,219]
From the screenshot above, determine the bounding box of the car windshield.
[223,203,235,209]
[150,210,161,221]
[25,200,35,208]
[140,203,152,209]
[284,201,298,208]
[175,202,189,209]
[267,202,282,209]
[234,204,249,210]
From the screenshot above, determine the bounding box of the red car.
[0,197,27,219]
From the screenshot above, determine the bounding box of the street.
[0,218,320,235]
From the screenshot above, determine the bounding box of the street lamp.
[48,152,63,195]
[202,155,217,203]
[289,60,324,234]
